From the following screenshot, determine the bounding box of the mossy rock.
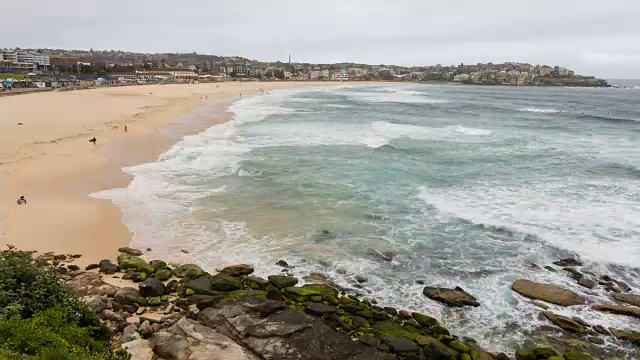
[419,336,459,360]
[515,350,536,360]
[324,295,340,305]
[117,253,147,270]
[351,315,370,328]
[449,341,469,353]
[118,247,143,256]
[225,290,268,301]
[139,264,156,274]
[310,295,323,303]
[172,264,204,278]
[147,296,162,306]
[356,310,373,319]
[166,280,179,293]
[156,269,172,281]
[246,275,270,290]
[185,288,195,296]
[412,312,438,327]
[284,284,338,297]
[563,351,593,360]
[132,272,147,282]
[160,295,169,302]
[150,260,167,270]
[548,357,565,360]
[429,324,451,335]
[122,270,139,280]
[210,273,242,291]
[268,275,299,289]
[460,354,472,360]
[532,347,559,358]
[372,320,421,340]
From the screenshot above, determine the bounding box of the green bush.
[0,247,78,320]
[0,246,129,360]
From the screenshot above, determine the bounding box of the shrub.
[0,246,129,360]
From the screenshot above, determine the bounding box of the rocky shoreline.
[38,248,638,359]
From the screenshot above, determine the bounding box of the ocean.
[95,83,640,354]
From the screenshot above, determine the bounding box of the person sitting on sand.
[17,196,27,205]
[89,137,97,145]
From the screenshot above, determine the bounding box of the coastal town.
[1,47,608,90]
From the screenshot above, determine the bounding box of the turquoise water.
[97,84,640,353]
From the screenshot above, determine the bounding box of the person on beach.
[17,196,27,205]
[124,124,128,132]
[89,137,97,145]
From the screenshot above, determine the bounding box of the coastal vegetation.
[0,246,128,360]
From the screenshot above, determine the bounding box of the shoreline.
[0,81,393,267]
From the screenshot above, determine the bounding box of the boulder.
[181,294,225,310]
[100,309,125,322]
[155,269,172,281]
[611,293,640,307]
[172,264,205,278]
[149,260,167,270]
[305,303,336,316]
[542,311,588,334]
[150,317,260,360]
[68,272,107,296]
[139,278,166,298]
[610,328,640,346]
[422,286,480,307]
[246,275,270,289]
[84,295,110,313]
[119,247,144,256]
[284,284,339,301]
[359,334,378,347]
[85,263,99,270]
[122,324,142,343]
[98,259,119,274]
[220,264,255,277]
[532,347,558,358]
[387,338,418,354]
[193,299,387,360]
[268,274,299,289]
[577,277,596,289]
[185,275,216,295]
[412,312,438,327]
[591,304,640,319]
[515,350,535,360]
[210,273,242,291]
[115,287,147,306]
[276,259,289,267]
[138,320,154,338]
[418,336,459,359]
[122,339,153,360]
[118,253,149,272]
[449,341,469,353]
[226,290,268,301]
[511,279,585,306]
[563,267,583,280]
[553,258,583,267]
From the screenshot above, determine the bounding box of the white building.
[453,74,469,82]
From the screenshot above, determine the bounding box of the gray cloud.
[4,0,640,78]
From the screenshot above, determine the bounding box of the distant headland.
[1,47,607,87]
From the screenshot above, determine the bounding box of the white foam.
[517,107,561,113]
[338,89,447,105]
[416,183,640,268]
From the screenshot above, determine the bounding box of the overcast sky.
[5,0,640,78]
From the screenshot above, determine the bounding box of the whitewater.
[95,83,640,354]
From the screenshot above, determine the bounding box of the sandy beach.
[0,81,384,266]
